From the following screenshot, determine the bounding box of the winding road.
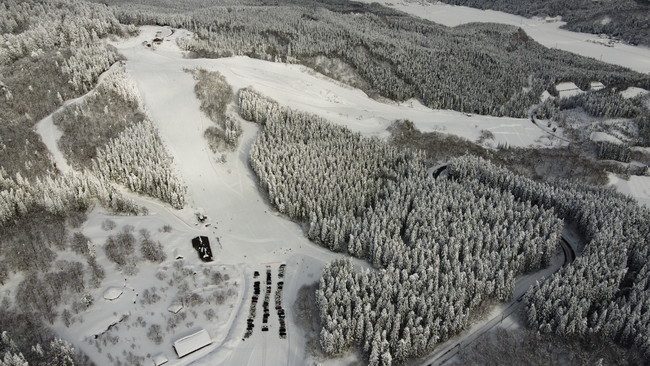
[415,228,578,366]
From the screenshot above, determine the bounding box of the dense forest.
[98,0,647,120]
[448,156,650,360]
[240,89,564,364]
[2,0,649,365]
[436,0,650,47]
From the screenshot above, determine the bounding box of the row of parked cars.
[277,264,287,339]
[242,264,287,340]
[243,278,262,340]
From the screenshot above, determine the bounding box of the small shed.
[152,353,168,366]
[173,329,212,358]
[153,37,164,45]
[191,236,213,262]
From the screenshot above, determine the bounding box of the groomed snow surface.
[37,17,650,365]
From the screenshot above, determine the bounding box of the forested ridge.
[240,89,564,364]
[448,156,650,359]
[99,0,647,120]
[0,2,185,364]
[436,0,650,47]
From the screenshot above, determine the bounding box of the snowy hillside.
[2,1,650,366]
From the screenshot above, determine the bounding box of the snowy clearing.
[620,86,650,99]
[358,0,650,74]
[609,174,650,208]
[113,26,566,149]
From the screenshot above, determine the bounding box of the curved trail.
[416,229,578,366]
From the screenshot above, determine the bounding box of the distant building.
[173,329,212,358]
[153,37,164,45]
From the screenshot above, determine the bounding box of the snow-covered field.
[115,27,565,150]
[609,174,650,209]
[359,0,650,74]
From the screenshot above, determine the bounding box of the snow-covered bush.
[189,68,241,152]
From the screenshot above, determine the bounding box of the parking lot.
[243,264,287,340]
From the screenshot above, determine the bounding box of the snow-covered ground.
[31,17,650,365]
[32,25,379,366]
[620,86,650,99]
[358,0,650,74]
[115,26,565,150]
[609,173,650,209]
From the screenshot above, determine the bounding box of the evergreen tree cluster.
[597,141,631,163]
[54,66,187,208]
[104,1,645,119]
[0,0,129,180]
[54,66,148,169]
[559,89,645,120]
[447,155,650,358]
[189,68,241,152]
[0,169,138,227]
[240,89,563,364]
[92,120,187,209]
[0,330,82,366]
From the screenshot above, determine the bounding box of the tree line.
[240,88,563,365]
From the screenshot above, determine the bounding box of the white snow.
[556,82,584,98]
[102,287,123,300]
[590,131,623,145]
[620,86,650,99]
[173,329,212,358]
[609,173,650,208]
[113,26,566,149]
[356,0,650,74]
[28,20,648,366]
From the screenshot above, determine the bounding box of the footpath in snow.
[114,26,369,366]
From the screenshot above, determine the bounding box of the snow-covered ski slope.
[110,26,368,366]
[359,0,650,74]
[116,26,564,150]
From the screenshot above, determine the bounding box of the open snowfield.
[609,174,650,209]
[115,26,565,150]
[30,14,650,364]
[358,0,650,74]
